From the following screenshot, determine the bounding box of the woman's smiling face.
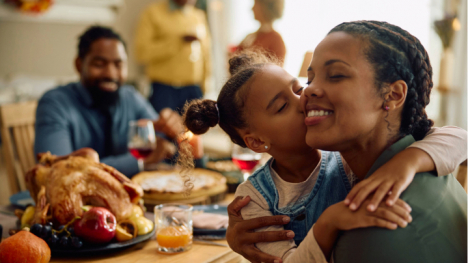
[301,32,386,151]
[244,64,308,152]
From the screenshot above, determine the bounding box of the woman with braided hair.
[301,21,467,262]
[181,21,466,263]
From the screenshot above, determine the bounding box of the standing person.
[135,0,212,114]
[35,26,183,178]
[237,0,286,63]
[179,50,467,262]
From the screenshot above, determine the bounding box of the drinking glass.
[154,204,193,254]
[231,144,262,181]
[128,120,156,172]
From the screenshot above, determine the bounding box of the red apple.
[74,207,116,244]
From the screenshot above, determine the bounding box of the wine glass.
[128,120,156,172]
[231,144,263,182]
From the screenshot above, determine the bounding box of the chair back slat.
[19,125,35,169]
[25,125,36,169]
[27,125,35,153]
[13,127,29,173]
[1,126,20,194]
[0,101,37,194]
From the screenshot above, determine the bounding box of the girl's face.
[301,32,386,151]
[244,64,308,153]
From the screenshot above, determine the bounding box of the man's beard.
[85,79,121,109]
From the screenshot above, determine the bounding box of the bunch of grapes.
[30,222,83,249]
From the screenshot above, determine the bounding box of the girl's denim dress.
[248,151,352,244]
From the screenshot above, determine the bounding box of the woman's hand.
[314,198,412,259]
[226,196,294,263]
[344,148,435,212]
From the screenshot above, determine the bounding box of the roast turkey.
[25,148,144,225]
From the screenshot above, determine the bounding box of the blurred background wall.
[0,0,155,80]
[0,0,465,128]
[0,0,465,205]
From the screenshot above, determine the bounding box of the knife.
[193,238,228,247]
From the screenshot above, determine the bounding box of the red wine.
[129,148,153,159]
[232,155,260,171]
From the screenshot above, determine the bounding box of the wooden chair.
[0,101,37,194]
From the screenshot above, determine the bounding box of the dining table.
[0,194,249,263]
[51,239,246,263]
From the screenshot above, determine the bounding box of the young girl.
[180,48,466,262]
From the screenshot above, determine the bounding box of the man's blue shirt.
[34,82,158,177]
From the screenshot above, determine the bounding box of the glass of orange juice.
[154,204,193,254]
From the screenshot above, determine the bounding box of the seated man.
[34,26,183,177]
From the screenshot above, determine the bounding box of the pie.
[131,169,227,202]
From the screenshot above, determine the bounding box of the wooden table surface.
[51,239,247,263]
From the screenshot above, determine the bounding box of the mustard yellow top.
[134,0,212,93]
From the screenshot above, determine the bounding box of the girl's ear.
[385,80,408,111]
[243,135,269,153]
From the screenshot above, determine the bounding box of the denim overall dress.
[248,151,352,245]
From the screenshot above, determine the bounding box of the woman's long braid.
[330,21,434,140]
[367,21,434,140]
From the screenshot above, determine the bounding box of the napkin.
[193,213,229,229]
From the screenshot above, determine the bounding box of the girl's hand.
[226,196,293,263]
[344,164,415,212]
[314,197,412,260]
[329,198,412,231]
[344,148,430,212]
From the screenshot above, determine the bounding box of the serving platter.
[51,224,155,257]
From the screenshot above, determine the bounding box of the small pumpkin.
[0,230,51,263]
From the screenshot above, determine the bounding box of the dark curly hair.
[182,49,278,147]
[329,21,434,140]
[78,26,127,59]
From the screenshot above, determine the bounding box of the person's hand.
[143,137,176,167]
[344,150,419,212]
[314,197,412,260]
[153,108,184,140]
[226,196,294,263]
[183,35,199,42]
[325,198,412,232]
